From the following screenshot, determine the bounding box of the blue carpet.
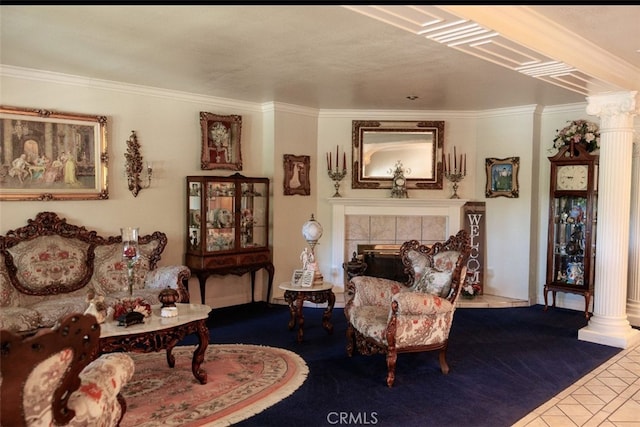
[187,303,621,427]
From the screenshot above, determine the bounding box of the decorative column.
[627,141,640,326]
[578,91,640,348]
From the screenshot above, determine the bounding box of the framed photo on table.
[485,156,519,198]
[0,105,108,201]
[200,112,242,171]
[291,269,314,287]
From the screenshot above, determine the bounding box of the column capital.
[586,91,638,119]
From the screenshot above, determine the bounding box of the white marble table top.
[278,282,333,292]
[100,303,211,338]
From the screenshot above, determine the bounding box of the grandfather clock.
[544,142,599,318]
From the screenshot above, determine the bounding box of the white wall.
[268,104,320,298]
[0,70,271,308]
[1,67,596,311]
[474,106,538,300]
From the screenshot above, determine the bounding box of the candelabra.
[327,168,347,197]
[443,147,466,199]
[125,131,153,197]
[444,171,465,199]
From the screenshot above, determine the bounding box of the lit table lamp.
[301,214,323,285]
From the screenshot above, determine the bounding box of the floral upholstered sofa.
[0,211,191,333]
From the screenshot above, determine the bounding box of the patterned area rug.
[120,344,308,427]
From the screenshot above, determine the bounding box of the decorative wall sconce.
[125,130,152,197]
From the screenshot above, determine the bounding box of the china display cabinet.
[544,143,599,318]
[185,173,273,304]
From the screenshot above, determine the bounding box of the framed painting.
[485,156,520,198]
[283,154,310,196]
[0,106,108,201]
[200,112,242,171]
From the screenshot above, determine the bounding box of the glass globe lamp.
[301,214,324,284]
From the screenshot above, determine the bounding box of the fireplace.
[329,198,467,291]
[357,244,408,282]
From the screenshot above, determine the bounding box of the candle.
[442,153,446,174]
[448,153,451,174]
[464,154,466,175]
[454,147,457,172]
[336,145,339,171]
[328,152,332,171]
[326,153,329,171]
[343,152,346,171]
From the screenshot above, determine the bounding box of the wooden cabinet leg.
[196,273,211,305]
[265,262,275,305]
[584,292,592,319]
[250,270,256,303]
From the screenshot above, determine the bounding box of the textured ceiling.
[1,5,638,111]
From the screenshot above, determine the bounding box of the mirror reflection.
[352,120,444,190]
[362,131,434,179]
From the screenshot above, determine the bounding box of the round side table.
[278,282,335,343]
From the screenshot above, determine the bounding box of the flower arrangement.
[112,297,151,320]
[461,283,481,298]
[553,119,600,153]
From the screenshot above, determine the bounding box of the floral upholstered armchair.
[345,230,471,387]
[0,313,135,426]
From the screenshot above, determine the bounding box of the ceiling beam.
[438,6,640,94]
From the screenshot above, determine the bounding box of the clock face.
[556,165,588,191]
[395,177,405,186]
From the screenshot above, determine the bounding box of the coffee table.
[99,303,211,384]
[278,282,335,343]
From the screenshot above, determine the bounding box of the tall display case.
[185,173,274,304]
[544,143,599,318]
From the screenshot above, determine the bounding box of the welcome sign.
[463,202,486,294]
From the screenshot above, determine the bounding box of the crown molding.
[0,65,264,113]
[261,101,319,118]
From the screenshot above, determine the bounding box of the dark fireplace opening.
[357,244,409,283]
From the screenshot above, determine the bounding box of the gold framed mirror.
[352,120,444,189]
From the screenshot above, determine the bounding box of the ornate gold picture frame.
[200,112,242,171]
[485,156,520,198]
[283,154,310,196]
[352,120,444,190]
[0,105,108,201]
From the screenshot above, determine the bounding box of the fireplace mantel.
[329,198,468,289]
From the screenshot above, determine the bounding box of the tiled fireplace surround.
[329,198,466,288]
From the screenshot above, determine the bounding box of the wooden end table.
[99,303,211,384]
[278,282,335,343]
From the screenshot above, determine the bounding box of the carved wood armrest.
[144,265,191,303]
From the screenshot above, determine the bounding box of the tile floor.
[514,340,640,427]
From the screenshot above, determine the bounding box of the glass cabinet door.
[551,195,587,287]
[206,181,235,252]
[188,181,202,251]
[240,181,268,249]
